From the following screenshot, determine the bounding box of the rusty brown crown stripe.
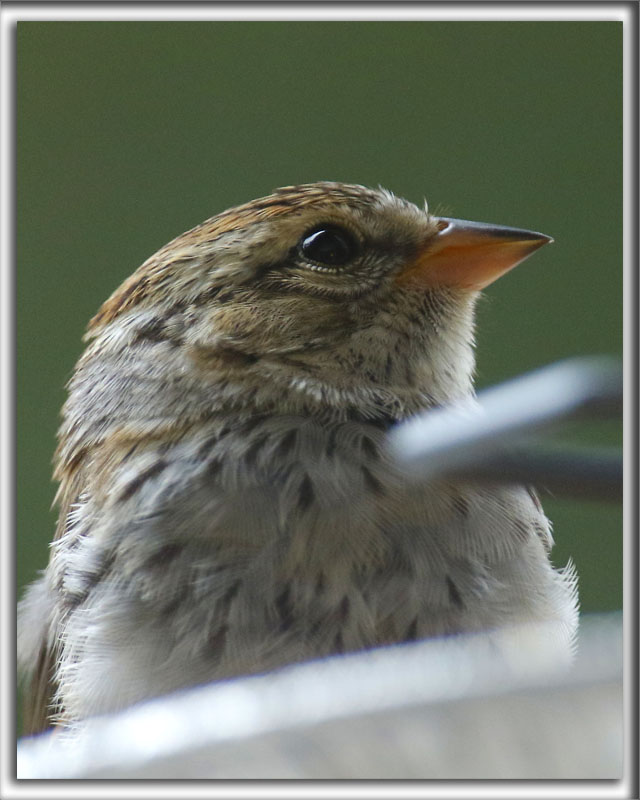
[89,183,378,331]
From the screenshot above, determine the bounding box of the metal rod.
[388,357,623,502]
[450,446,623,503]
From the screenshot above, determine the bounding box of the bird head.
[74,182,551,436]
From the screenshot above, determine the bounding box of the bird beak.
[396,217,553,291]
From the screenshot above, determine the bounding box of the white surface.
[17,614,622,780]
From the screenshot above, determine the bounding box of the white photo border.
[2,3,636,798]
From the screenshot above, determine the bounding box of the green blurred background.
[17,22,622,623]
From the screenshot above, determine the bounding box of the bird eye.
[299,226,357,268]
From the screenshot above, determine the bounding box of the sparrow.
[18,182,578,733]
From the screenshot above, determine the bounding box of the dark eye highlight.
[299,226,357,268]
